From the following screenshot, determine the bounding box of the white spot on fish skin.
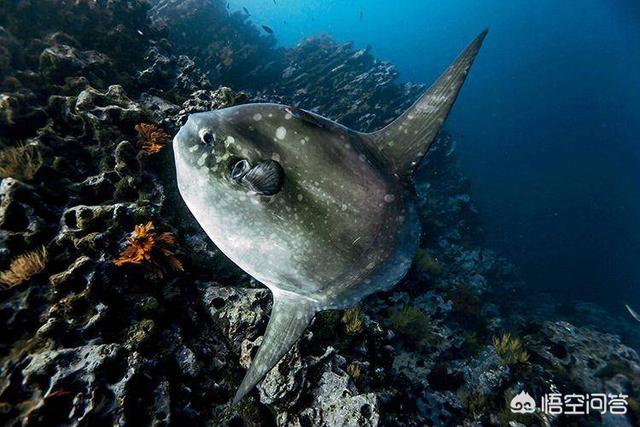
[284,113,292,120]
[189,145,199,152]
[384,194,396,203]
[253,113,262,121]
[297,194,303,201]
[225,135,235,144]
[341,204,347,211]
[197,153,208,166]
[276,127,287,140]
[272,153,281,162]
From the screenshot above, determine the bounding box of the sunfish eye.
[230,159,251,181]
[199,129,215,145]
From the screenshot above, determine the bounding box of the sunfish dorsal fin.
[367,29,488,176]
[233,292,317,403]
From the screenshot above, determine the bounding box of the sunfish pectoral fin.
[232,293,318,403]
[366,29,488,176]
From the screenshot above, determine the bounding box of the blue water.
[231,0,640,309]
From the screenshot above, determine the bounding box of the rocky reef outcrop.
[1,1,639,426]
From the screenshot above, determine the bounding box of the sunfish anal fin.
[233,293,318,403]
[368,29,488,176]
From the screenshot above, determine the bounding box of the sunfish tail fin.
[368,29,488,176]
[233,293,317,403]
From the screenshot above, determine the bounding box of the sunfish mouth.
[230,158,284,196]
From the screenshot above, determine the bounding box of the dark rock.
[174,87,250,127]
[39,44,114,87]
[0,178,49,256]
[198,283,270,352]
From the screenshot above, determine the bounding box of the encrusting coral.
[0,246,48,290]
[0,144,43,180]
[492,333,530,365]
[114,221,183,278]
[134,123,170,154]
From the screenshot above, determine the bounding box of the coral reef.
[0,0,639,426]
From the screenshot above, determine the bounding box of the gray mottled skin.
[173,30,487,403]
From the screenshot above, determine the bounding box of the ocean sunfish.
[173,30,488,402]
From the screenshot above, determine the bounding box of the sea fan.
[0,144,43,181]
[134,123,170,154]
[341,306,364,335]
[492,333,530,365]
[115,221,183,278]
[0,246,48,290]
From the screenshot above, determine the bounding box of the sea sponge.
[492,333,529,365]
[341,306,364,335]
[114,221,183,278]
[0,246,48,289]
[134,123,169,154]
[0,144,43,181]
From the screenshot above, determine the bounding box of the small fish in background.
[625,304,640,323]
[243,6,249,15]
[272,0,276,5]
[359,10,364,21]
[262,24,274,34]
